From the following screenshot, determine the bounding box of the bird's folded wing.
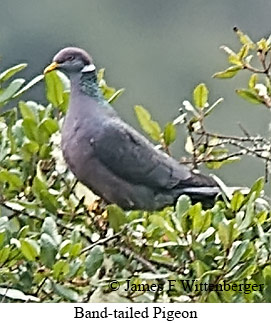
[92,118,194,189]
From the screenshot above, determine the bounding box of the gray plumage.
[45,47,220,210]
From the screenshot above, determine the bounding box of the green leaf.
[20,239,39,261]
[149,213,178,242]
[18,226,30,239]
[163,122,176,146]
[39,118,59,135]
[213,66,242,79]
[40,233,58,268]
[53,283,78,302]
[99,79,116,100]
[231,262,256,281]
[107,204,127,232]
[22,118,39,141]
[41,217,61,245]
[134,105,161,141]
[97,68,105,81]
[59,240,72,256]
[206,157,240,169]
[248,74,258,89]
[236,89,263,104]
[231,191,245,212]
[257,38,269,52]
[228,240,250,270]
[193,83,208,109]
[207,291,221,303]
[237,44,250,60]
[12,75,44,99]
[263,266,271,302]
[234,27,255,49]
[189,203,204,235]
[38,118,59,143]
[85,246,104,277]
[201,210,212,233]
[69,242,82,258]
[218,220,236,249]
[0,231,6,248]
[56,71,70,92]
[176,195,191,233]
[32,175,47,196]
[33,177,59,213]
[44,71,64,107]
[19,101,37,122]
[247,177,264,200]
[238,192,256,231]
[204,98,224,117]
[0,169,23,191]
[228,54,242,66]
[21,141,39,159]
[53,260,69,280]
[108,88,125,103]
[39,143,51,159]
[0,246,10,263]
[0,63,27,82]
[0,79,25,103]
[192,259,209,278]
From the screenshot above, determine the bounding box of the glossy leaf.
[108,88,125,103]
[41,217,61,245]
[19,101,37,122]
[134,105,161,141]
[163,122,176,146]
[213,66,242,79]
[107,204,127,232]
[20,239,39,261]
[40,233,58,268]
[0,79,25,103]
[44,71,64,107]
[0,169,23,191]
[228,240,250,270]
[189,203,204,235]
[248,74,258,89]
[22,118,39,142]
[193,83,208,109]
[53,283,78,302]
[85,246,104,277]
[0,63,27,82]
[236,89,263,104]
[231,191,245,212]
[238,192,256,231]
[13,75,44,99]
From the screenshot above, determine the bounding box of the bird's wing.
[93,118,195,189]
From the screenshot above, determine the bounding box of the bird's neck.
[73,72,106,105]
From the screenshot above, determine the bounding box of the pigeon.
[44,47,220,210]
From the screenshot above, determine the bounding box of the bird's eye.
[66,55,75,61]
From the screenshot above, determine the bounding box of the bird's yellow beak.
[43,62,59,74]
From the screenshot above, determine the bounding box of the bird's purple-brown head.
[44,47,96,75]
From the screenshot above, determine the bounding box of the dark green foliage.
[0,38,271,303]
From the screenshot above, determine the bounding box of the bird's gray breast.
[61,115,96,177]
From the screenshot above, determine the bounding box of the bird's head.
[44,47,96,75]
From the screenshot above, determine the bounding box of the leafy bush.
[0,29,271,303]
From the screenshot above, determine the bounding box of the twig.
[119,246,158,274]
[80,231,123,254]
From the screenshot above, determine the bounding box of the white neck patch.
[81,64,96,73]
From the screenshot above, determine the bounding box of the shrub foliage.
[0,29,271,303]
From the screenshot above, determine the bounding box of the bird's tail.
[178,186,220,208]
[177,174,249,208]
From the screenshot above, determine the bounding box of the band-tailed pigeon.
[44,47,220,210]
